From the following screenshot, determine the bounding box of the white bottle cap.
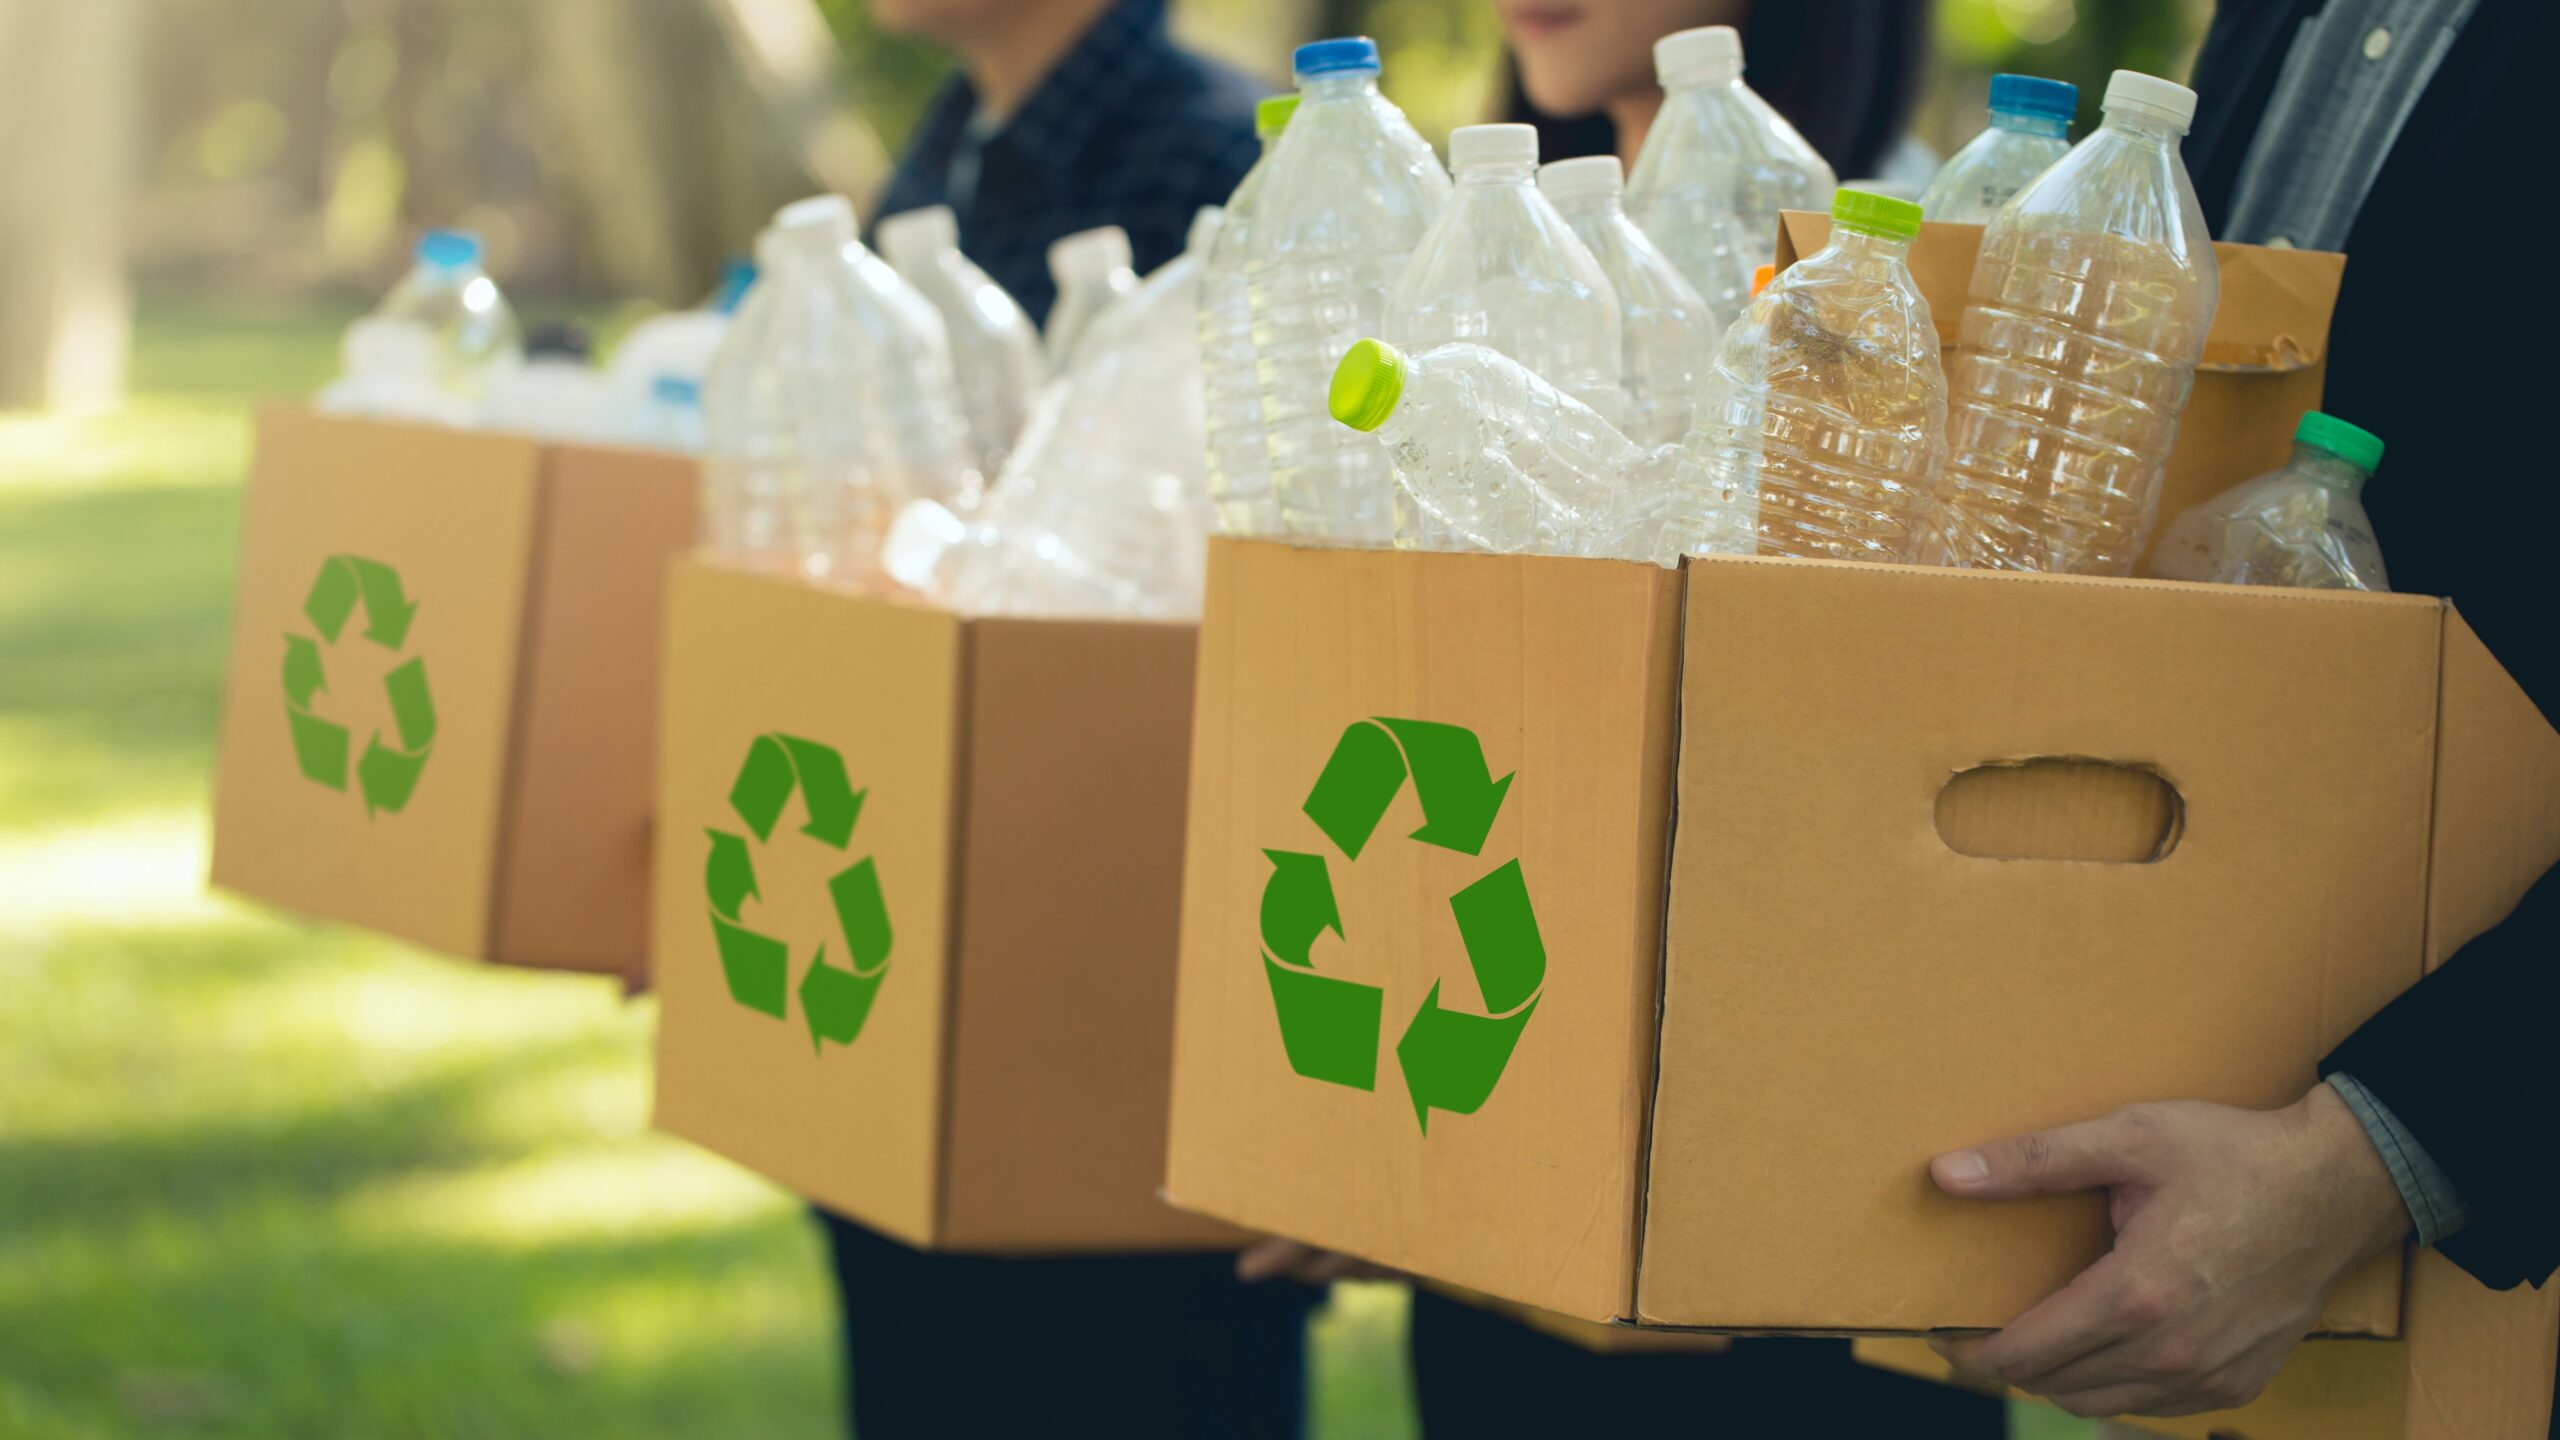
[1048,226,1133,284]
[876,205,957,271]
[775,193,858,242]
[1448,123,1538,171]
[2102,70,2197,127]
[1537,155,1623,206]
[1655,26,1742,88]
[881,498,966,594]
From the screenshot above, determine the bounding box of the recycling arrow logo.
[1260,718,1544,1133]
[704,734,893,1053]
[283,554,436,815]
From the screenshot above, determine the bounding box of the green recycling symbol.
[1260,718,1544,1134]
[704,734,892,1053]
[283,554,436,815]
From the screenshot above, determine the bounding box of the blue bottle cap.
[713,257,757,315]
[1294,37,1380,79]
[417,228,483,269]
[1988,74,2078,123]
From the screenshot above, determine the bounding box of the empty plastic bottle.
[479,321,619,443]
[373,228,522,401]
[1199,92,1301,537]
[1918,74,2078,224]
[879,204,1043,491]
[609,257,756,453]
[1250,37,1452,543]
[1656,189,1945,565]
[1934,71,2219,575]
[1044,226,1140,377]
[701,195,970,583]
[2148,412,2388,590]
[315,317,476,426]
[1330,337,1644,557]
[1538,154,1715,450]
[1627,26,1833,318]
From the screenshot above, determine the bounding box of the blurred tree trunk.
[0,0,138,412]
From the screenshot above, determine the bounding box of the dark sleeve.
[2323,862,2560,1290]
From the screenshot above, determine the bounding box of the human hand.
[1927,1085,2410,1418]
[1234,1238,1400,1285]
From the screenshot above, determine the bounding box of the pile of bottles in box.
[317,27,2391,616]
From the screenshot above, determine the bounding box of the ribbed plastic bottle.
[2147,412,2389,590]
[1331,337,1645,557]
[1044,226,1140,377]
[1249,37,1451,543]
[1198,92,1301,537]
[1538,154,1715,450]
[700,195,970,584]
[1935,71,2219,575]
[879,204,1044,492]
[372,228,522,401]
[608,257,756,453]
[1657,189,1945,564]
[1626,26,1833,317]
[1917,74,2078,224]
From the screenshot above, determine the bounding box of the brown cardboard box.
[650,560,1235,1251]
[208,407,695,975]
[1773,213,2345,574]
[1163,539,2560,1338]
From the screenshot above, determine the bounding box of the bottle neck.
[1298,71,1378,104]
[1825,226,1914,268]
[2292,445,2371,493]
[1990,110,2069,139]
[1549,191,1624,225]
[1455,162,1537,188]
[2100,107,2189,146]
[1663,65,1742,96]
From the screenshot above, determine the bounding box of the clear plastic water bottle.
[1626,26,1834,318]
[1935,71,2219,575]
[1657,189,1945,565]
[1329,337,1644,557]
[1917,74,2078,224]
[1537,154,1716,450]
[879,204,1044,491]
[1199,92,1301,537]
[701,195,970,584]
[1250,37,1452,543]
[609,257,755,453]
[1044,226,1140,377]
[2147,412,2389,590]
[373,228,522,401]
[883,209,1219,618]
[478,321,619,443]
[314,317,476,426]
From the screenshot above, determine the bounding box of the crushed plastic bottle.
[1330,337,1644,558]
[609,257,755,453]
[700,194,970,584]
[372,228,522,401]
[1044,226,1140,377]
[1250,37,1452,543]
[314,316,476,426]
[1917,74,2078,224]
[478,321,620,442]
[1538,154,1714,450]
[1934,71,2219,575]
[2147,412,2388,590]
[882,209,1219,618]
[1199,92,1301,537]
[879,204,1043,492]
[1627,26,1833,318]
[1655,189,1945,564]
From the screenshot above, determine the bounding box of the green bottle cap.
[1256,94,1301,139]
[1329,338,1407,432]
[1832,188,1923,242]
[2294,411,2383,471]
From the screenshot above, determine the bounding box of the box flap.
[2398,1249,2560,1440]
[2424,607,2560,967]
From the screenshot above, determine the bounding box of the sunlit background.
[3,1,2200,1434]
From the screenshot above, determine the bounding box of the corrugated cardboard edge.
[1619,557,1693,1325]
[923,606,978,1249]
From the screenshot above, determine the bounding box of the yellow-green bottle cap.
[1256,94,1300,139]
[1329,338,1407,432]
[1832,188,1922,242]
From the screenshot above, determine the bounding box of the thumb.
[1933,1111,2151,1200]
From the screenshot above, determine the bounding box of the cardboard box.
[650,560,1235,1251]
[209,407,696,974]
[1163,538,2560,1334]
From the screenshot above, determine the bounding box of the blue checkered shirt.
[870,0,1267,327]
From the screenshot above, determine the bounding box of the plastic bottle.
[1199,92,1301,537]
[1917,74,2078,224]
[1626,26,1834,318]
[1044,226,1140,377]
[1656,189,1944,564]
[878,204,1044,492]
[373,228,522,401]
[1250,37,1453,543]
[1329,337,1644,557]
[700,194,971,583]
[1934,71,2219,575]
[478,321,620,442]
[1538,154,1715,450]
[2147,413,2388,590]
[609,257,756,453]
[314,317,477,426]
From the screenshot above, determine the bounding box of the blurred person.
[1927,0,2560,1425]
[867,0,1266,324]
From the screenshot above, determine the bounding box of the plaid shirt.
[871,0,1267,327]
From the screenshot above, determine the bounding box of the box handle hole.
[1936,758,2183,864]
